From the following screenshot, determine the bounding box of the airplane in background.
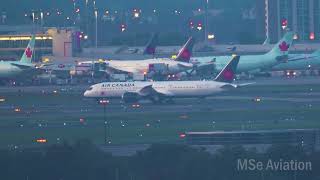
[81,37,196,77]
[114,33,159,56]
[0,35,36,78]
[271,49,320,71]
[142,33,159,56]
[192,32,295,74]
[84,55,253,103]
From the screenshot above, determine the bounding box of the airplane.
[84,55,252,103]
[271,49,320,71]
[114,33,159,55]
[81,37,196,78]
[0,35,36,78]
[192,32,295,74]
[143,33,159,56]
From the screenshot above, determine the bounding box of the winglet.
[214,55,240,83]
[143,33,159,55]
[175,37,195,63]
[20,35,36,64]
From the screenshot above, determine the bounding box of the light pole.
[94,9,98,48]
[99,99,109,144]
[204,0,209,43]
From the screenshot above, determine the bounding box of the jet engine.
[121,92,140,103]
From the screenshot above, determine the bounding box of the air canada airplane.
[271,49,320,71]
[84,55,252,103]
[0,35,36,78]
[193,32,294,74]
[81,37,196,76]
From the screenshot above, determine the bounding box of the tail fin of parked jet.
[20,35,35,64]
[214,55,240,83]
[175,37,195,63]
[143,33,159,55]
[267,31,294,61]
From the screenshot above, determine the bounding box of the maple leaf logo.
[279,41,290,52]
[25,47,33,58]
[223,70,234,80]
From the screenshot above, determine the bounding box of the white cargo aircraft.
[84,55,251,103]
[0,35,36,78]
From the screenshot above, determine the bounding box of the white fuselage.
[83,58,193,75]
[84,81,232,99]
[0,61,23,78]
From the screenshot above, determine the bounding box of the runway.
[0,76,320,149]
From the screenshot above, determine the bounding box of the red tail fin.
[214,55,240,83]
[175,37,194,63]
[143,33,159,55]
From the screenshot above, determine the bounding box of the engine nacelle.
[121,92,140,103]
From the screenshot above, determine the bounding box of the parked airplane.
[84,55,251,103]
[192,32,294,74]
[0,35,36,78]
[114,33,159,55]
[143,33,159,56]
[271,49,320,71]
[81,37,196,77]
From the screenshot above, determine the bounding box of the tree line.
[0,139,318,180]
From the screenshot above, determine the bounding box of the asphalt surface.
[0,76,320,155]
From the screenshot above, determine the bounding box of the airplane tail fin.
[214,55,240,83]
[143,33,159,55]
[267,31,294,61]
[175,37,195,63]
[20,35,36,64]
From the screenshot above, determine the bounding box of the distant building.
[0,25,82,60]
[258,0,320,43]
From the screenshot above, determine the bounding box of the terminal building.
[0,25,82,61]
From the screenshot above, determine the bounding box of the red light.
[281,19,288,26]
[99,99,109,105]
[80,118,85,123]
[36,139,47,143]
[310,32,315,40]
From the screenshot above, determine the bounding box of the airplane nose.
[84,90,90,97]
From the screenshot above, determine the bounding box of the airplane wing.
[234,82,256,88]
[102,65,140,74]
[177,63,193,69]
[10,63,34,70]
[221,82,255,89]
[286,55,319,62]
[137,84,170,97]
[137,84,163,96]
